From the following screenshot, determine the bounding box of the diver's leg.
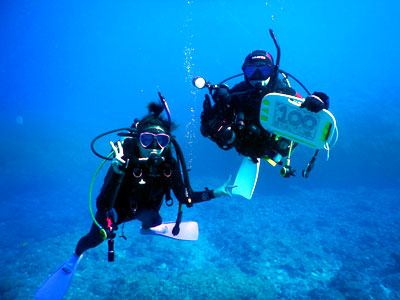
[75,212,107,255]
[136,208,162,229]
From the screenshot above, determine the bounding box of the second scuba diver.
[198,32,330,172]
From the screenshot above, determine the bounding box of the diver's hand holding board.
[260,93,336,149]
[233,93,337,200]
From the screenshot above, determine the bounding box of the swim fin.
[140,221,199,241]
[232,156,260,199]
[34,253,82,300]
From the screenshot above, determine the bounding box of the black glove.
[235,112,245,130]
[212,84,231,103]
[301,92,329,113]
[218,125,236,146]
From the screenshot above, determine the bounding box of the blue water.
[1,0,400,299]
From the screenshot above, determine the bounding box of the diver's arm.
[170,162,215,206]
[96,167,125,212]
[96,139,136,212]
[189,189,216,205]
[171,162,233,206]
[184,175,234,203]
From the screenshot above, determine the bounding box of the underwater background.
[1,0,400,299]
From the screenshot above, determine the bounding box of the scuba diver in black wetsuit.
[34,98,234,300]
[198,35,330,173]
[75,101,233,256]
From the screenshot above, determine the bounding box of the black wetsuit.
[200,77,299,162]
[75,138,214,255]
[230,80,298,161]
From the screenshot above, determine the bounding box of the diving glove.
[212,84,231,103]
[301,92,329,113]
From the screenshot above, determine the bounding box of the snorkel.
[267,29,280,93]
[268,30,310,94]
[269,29,311,95]
[158,92,172,127]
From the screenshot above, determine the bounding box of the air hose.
[89,151,113,240]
